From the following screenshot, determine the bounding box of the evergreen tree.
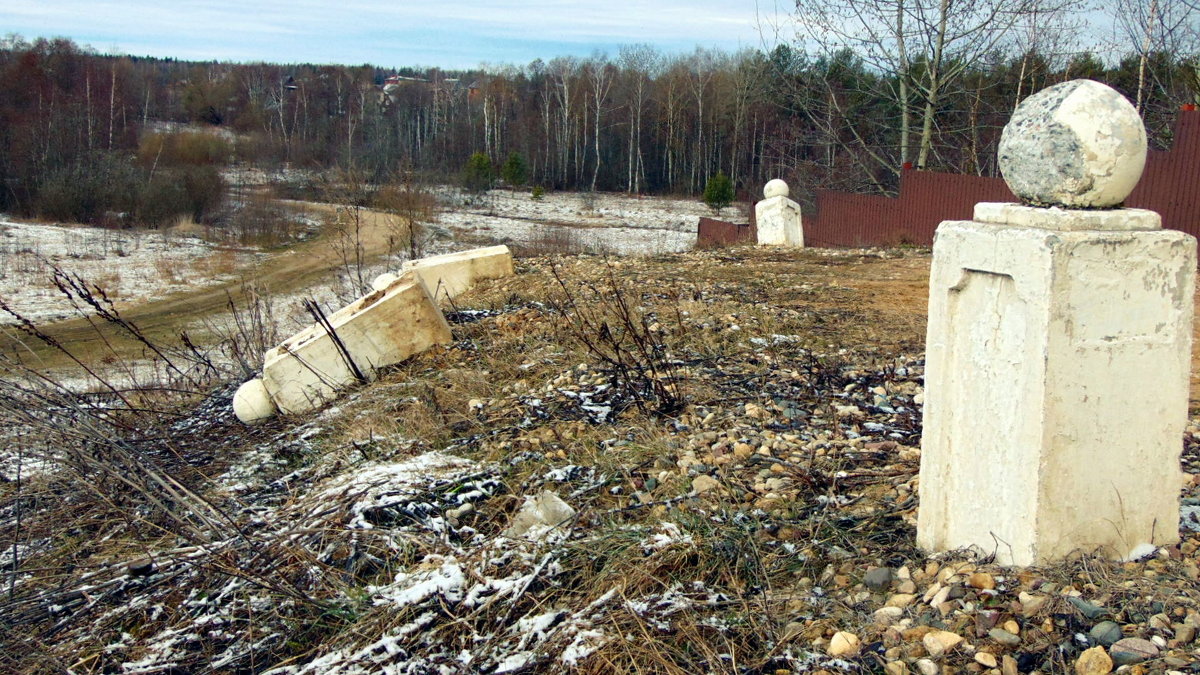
[463,152,495,194]
[703,171,734,215]
[501,152,528,187]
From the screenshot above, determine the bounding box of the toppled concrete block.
[401,245,514,302]
[233,377,278,425]
[262,275,451,415]
[503,490,575,540]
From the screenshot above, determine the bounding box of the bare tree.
[1109,0,1198,112]
[618,45,660,194]
[791,0,1081,170]
[585,56,615,192]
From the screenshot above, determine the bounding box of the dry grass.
[3,245,1200,674]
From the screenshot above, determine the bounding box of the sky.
[1,0,791,70]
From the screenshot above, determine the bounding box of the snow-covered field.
[0,189,729,383]
[0,217,262,325]
[434,188,725,256]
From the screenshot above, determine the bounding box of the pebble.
[691,475,721,494]
[1109,637,1159,666]
[922,630,963,657]
[1068,596,1107,620]
[887,593,916,609]
[914,658,938,675]
[975,651,998,668]
[1075,646,1113,674]
[828,631,861,657]
[989,628,1022,647]
[1089,621,1123,646]
[884,662,908,675]
[1018,591,1047,616]
[874,606,905,626]
[864,567,893,591]
[967,572,996,590]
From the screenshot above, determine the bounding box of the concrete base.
[754,196,804,246]
[918,204,1195,566]
[401,245,514,302]
[262,276,452,415]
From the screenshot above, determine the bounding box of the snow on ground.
[0,216,262,325]
[434,188,730,256]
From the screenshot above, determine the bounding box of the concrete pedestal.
[754,196,804,247]
[917,203,1195,566]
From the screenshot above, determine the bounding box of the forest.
[0,0,1197,228]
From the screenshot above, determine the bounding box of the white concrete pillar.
[755,179,804,247]
[917,80,1197,566]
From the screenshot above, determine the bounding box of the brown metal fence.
[701,109,1200,248]
[697,216,755,247]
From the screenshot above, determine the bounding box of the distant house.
[379,74,466,107]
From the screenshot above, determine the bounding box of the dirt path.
[1,202,410,371]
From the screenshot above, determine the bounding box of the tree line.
[0,6,1197,227]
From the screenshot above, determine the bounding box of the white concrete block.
[401,245,514,302]
[262,276,452,415]
[755,195,804,247]
[918,204,1195,566]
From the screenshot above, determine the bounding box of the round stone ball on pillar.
[998,79,1147,208]
[233,378,278,425]
[763,179,789,200]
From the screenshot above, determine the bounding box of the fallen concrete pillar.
[400,245,514,302]
[257,275,451,416]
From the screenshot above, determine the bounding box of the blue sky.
[2,0,789,69]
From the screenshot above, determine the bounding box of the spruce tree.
[703,171,734,215]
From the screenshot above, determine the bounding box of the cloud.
[1,0,785,67]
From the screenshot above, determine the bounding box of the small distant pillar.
[917,80,1196,566]
[755,179,804,247]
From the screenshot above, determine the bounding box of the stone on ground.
[1075,646,1113,674]
[827,631,860,657]
[1109,637,1159,666]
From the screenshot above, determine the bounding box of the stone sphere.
[371,272,400,292]
[998,79,1146,208]
[233,378,277,425]
[763,179,789,199]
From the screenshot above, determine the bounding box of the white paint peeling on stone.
[998,79,1147,208]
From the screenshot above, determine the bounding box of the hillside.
[3,246,1200,674]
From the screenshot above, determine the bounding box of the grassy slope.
[4,247,1200,674]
